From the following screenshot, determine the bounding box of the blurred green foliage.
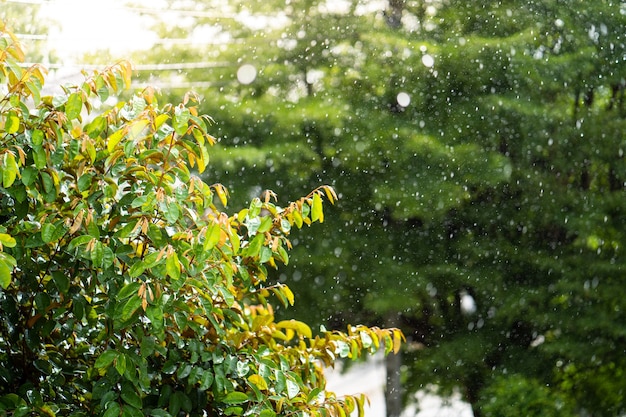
[129,0,626,415]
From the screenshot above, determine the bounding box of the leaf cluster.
[0,25,402,417]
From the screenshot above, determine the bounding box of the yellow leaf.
[2,152,18,188]
[106,128,126,153]
[5,111,20,134]
[393,329,404,354]
[276,319,312,339]
[130,119,150,140]
[311,193,323,223]
[281,284,294,306]
[248,374,268,391]
[0,233,17,248]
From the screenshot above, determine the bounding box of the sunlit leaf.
[0,233,16,248]
[276,320,312,339]
[5,110,20,134]
[166,252,181,281]
[311,193,323,223]
[107,128,126,153]
[248,374,268,391]
[66,92,83,120]
[2,152,18,188]
[0,259,13,289]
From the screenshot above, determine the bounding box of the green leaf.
[66,92,83,120]
[129,260,146,278]
[117,282,142,301]
[33,146,46,169]
[0,259,13,289]
[94,350,119,369]
[173,105,190,136]
[31,129,43,146]
[68,235,93,252]
[161,201,181,224]
[103,403,121,417]
[259,409,277,417]
[286,378,300,399]
[51,271,70,293]
[41,223,65,243]
[120,294,142,321]
[204,222,221,250]
[77,173,94,192]
[166,252,181,281]
[257,216,273,233]
[245,234,264,258]
[121,383,142,409]
[222,392,248,405]
[199,370,214,391]
[145,305,164,337]
[149,409,172,417]
[90,240,105,267]
[85,115,107,138]
[259,246,272,264]
[21,166,37,186]
[115,353,127,376]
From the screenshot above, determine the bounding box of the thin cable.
[5,0,282,19]
[20,61,237,70]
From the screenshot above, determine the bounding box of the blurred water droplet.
[237,64,257,85]
[422,54,435,68]
[396,92,411,107]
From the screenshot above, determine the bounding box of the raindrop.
[421,54,435,68]
[460,291,477,315]
[237,64,257,85]
[396,92,411,107]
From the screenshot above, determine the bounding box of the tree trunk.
[385,312,403,417]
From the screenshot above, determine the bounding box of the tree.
[114,0,625,415]
[0,24,402,417]
[0,2,58,63]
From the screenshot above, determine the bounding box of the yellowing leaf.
[0,256,15,289]
[248,374,268,391]
[106,128,126,153]
[66,92,83,120]
[276,319,312,339]
[130,119,150,140]
[311,193,324,223]
[2,152,18,188]
[393,329,404,354]
[166,251,181,280]
[5,111,20,134]
[281,284,294,306]
[154,113,170,129]
[0,233,16,248]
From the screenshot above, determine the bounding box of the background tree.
[0,25,402,417]
[1,1,58,63]
[46,0,626,415]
